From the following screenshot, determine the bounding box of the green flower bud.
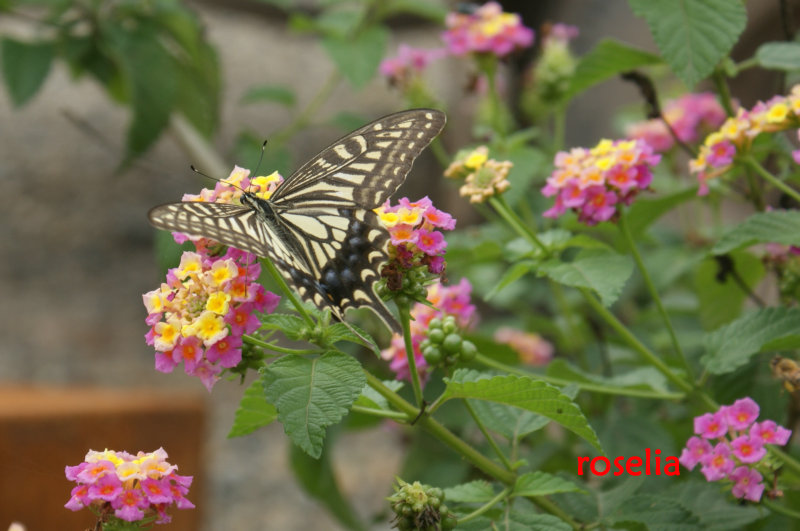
[442,333,462,354]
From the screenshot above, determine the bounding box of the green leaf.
[694,251,765,330]
[444,480,496,503]
[175,40,220,138]
[712,210,800,254]
[241,85,296,107]
[662,480,763,530]
[628,0,747,88]
[538,249,633,306]
[609,495,699,529]
[322,26,388,89]
[112,26,178,160]
[547,359,670,394]
[486,261,536,300]
[566,39,661,98]
[756,42,800,72]
[495,145,548,207]
[1,38,54,106]
[262,351,365,458]
[289,439,367,531]
[259,313,308,341]
[325,322,380,355]
[442,370,601,450]
[468,400,550,440]
[353,380,402,410]
[622,187,698,242]
[702,307,800,374]
[383,0,448,22]
[512,472,585,497]
[227,376,277,437]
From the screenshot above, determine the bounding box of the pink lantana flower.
[700,443,735,481]
[730,435,767,464]
[750,420,792,446]
[730,466,766,502]
[442,2,533,57]
[678,436,713,470]
[494,327,553,366]
[723,397,760,430]
[694,411,728,439]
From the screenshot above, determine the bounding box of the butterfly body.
[149,109,446,333]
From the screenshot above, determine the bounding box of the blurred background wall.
[0,0,788,529]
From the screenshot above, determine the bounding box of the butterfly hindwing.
[270,109,446,209]
[147,109,446,333]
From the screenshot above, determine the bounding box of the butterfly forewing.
[271,109,446,209]
[147,109,446,333]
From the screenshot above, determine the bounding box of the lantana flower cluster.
[376,196,456,290]
[65,448,193,525]
[444,146,512,203]
[679,397,792,502]
[144,166,281,390]
[494,327,553,366]
[442,2,534,57]
[542,138,661,225]
[690,84,800,193]
[626,92,727,153]
[381,278,476,382]
[380,3,534,85]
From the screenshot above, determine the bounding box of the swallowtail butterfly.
[148,109,446,333]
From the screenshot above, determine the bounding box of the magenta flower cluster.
[380,3,534,83]
[679,397,791,502]
[376,196,456,278]
[625,92,727,153]
[381,278,476,382]
[542,138,661,225]
[144,166,281,390]
[65,448,193,525]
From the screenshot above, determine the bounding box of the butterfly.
[148,109,446,333]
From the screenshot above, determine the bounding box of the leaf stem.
[488,196,549,255]
[364,372,516,484]
[243,334,318,355]
[349,405,409,420]
[740,155,800,204]
[259,258,316,329]
[475,353,685,400]
[455,486,512,524]
[618,210,693,380]
[463,399,515,471]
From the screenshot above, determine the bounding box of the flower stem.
[364,372,516,484]
[259,258,316,329]
[579,289,695,396]
[463,399,514,471]
[741,155,800,204]
[349,404,409,420]
[397,301,424,407]
[488,196,549,255]
[618,210,694,380]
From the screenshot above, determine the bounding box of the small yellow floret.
[206,292,231,315]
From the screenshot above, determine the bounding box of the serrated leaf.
[259,313,308,340]
[228,376,277,437]
[567,39,662,98]
[1,38,54,106]
[702,307,800,374]
[712,210,800,254]
[609,495,700,530]
[621,187,698,242]
[513,471,585,497]
[322,26,388,89]
[354,380,402,410]
[469,400,550,440]
[240,84,296,106]
[756,42,800,71]
[262,351,365,458]
[694,251,764,330]
[628,0,747,88]
[442,370,601,450]
[325,322,379,355]
[538,249,633,306]
[503,512,572,531]
[444,480,496,503]
[662,480,763,530]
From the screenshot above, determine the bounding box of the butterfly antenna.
[190,164,247,194]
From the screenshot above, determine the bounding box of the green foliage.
[228,376,278,438]
[567,39,662,98]
[240,84,297,107]
[538,249,634,307]
[628,0,747,87]
[1,38,54,106]
[702,307,800,374]
[693,251,765,330]
[322,26,388,88]
[756,42,800,72]
[443,480,495,503]
[441,370,602,450]
[262,351,366,458]
[712,210,800,254]
[512,472,585,497]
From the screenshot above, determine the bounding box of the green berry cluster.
[388,478,457,531]
[420,316,477,367]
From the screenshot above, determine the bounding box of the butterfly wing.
[270,109,446,209]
